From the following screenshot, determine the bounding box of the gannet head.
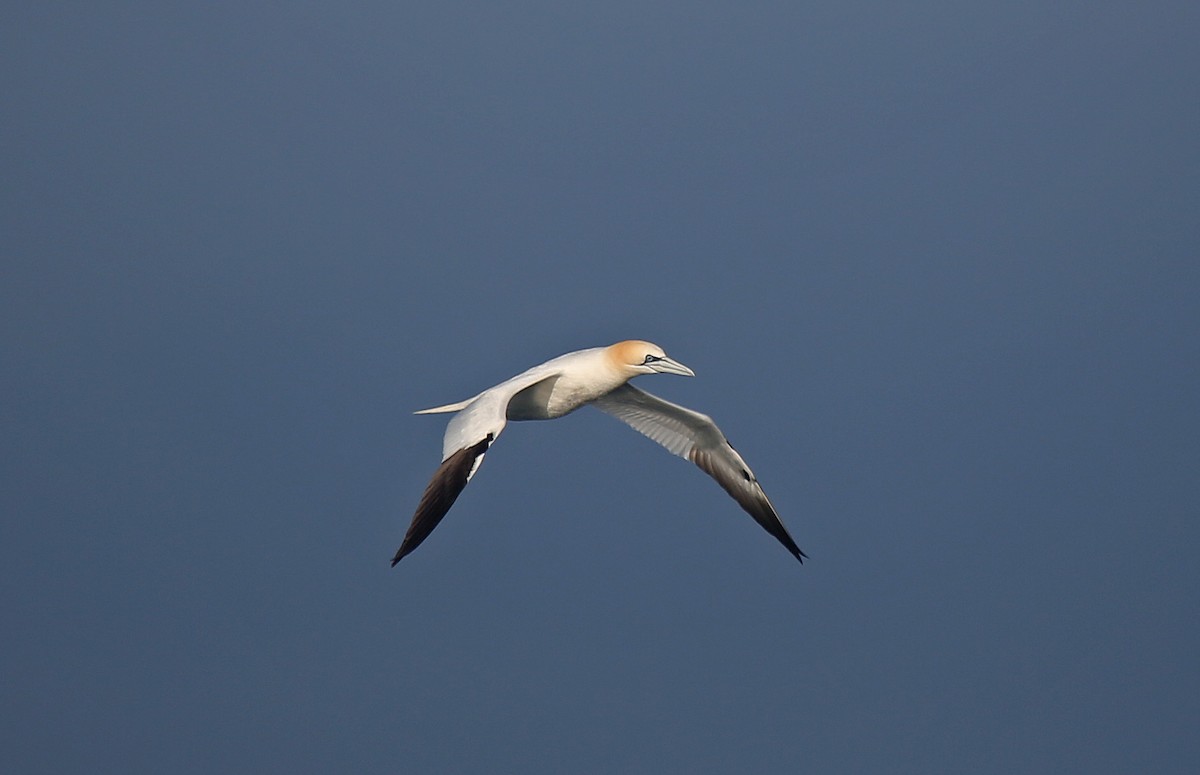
[606,340,696,378]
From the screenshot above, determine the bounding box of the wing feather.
[592,384,806,562]
[397,357,579,564]
[391,436,490,565]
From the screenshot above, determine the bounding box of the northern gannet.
[391,340,806,565]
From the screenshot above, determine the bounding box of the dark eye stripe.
[643,354,663,364]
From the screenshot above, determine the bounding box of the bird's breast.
[543,376,615,418]
[506,369,623,421]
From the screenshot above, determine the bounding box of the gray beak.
[652,356,696,377]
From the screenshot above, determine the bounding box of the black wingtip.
[390,437,491,570]
[390,543,412,566]
[780,535,808,564]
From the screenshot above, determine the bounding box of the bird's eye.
[643,354,662,364]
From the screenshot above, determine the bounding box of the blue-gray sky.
[3,3,1198,773]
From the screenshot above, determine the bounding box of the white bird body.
[392,340,806,565]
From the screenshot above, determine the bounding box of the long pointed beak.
[653,356,696,377]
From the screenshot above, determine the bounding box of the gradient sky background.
[3,3,1198,773]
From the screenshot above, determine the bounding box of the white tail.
[414,398,474,415]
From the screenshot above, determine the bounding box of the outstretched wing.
[391,436,491,565]
[394,366,567,565]
[392,386,511,565]
[591,383,806,562]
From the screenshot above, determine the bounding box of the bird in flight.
[391,340,806,565]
